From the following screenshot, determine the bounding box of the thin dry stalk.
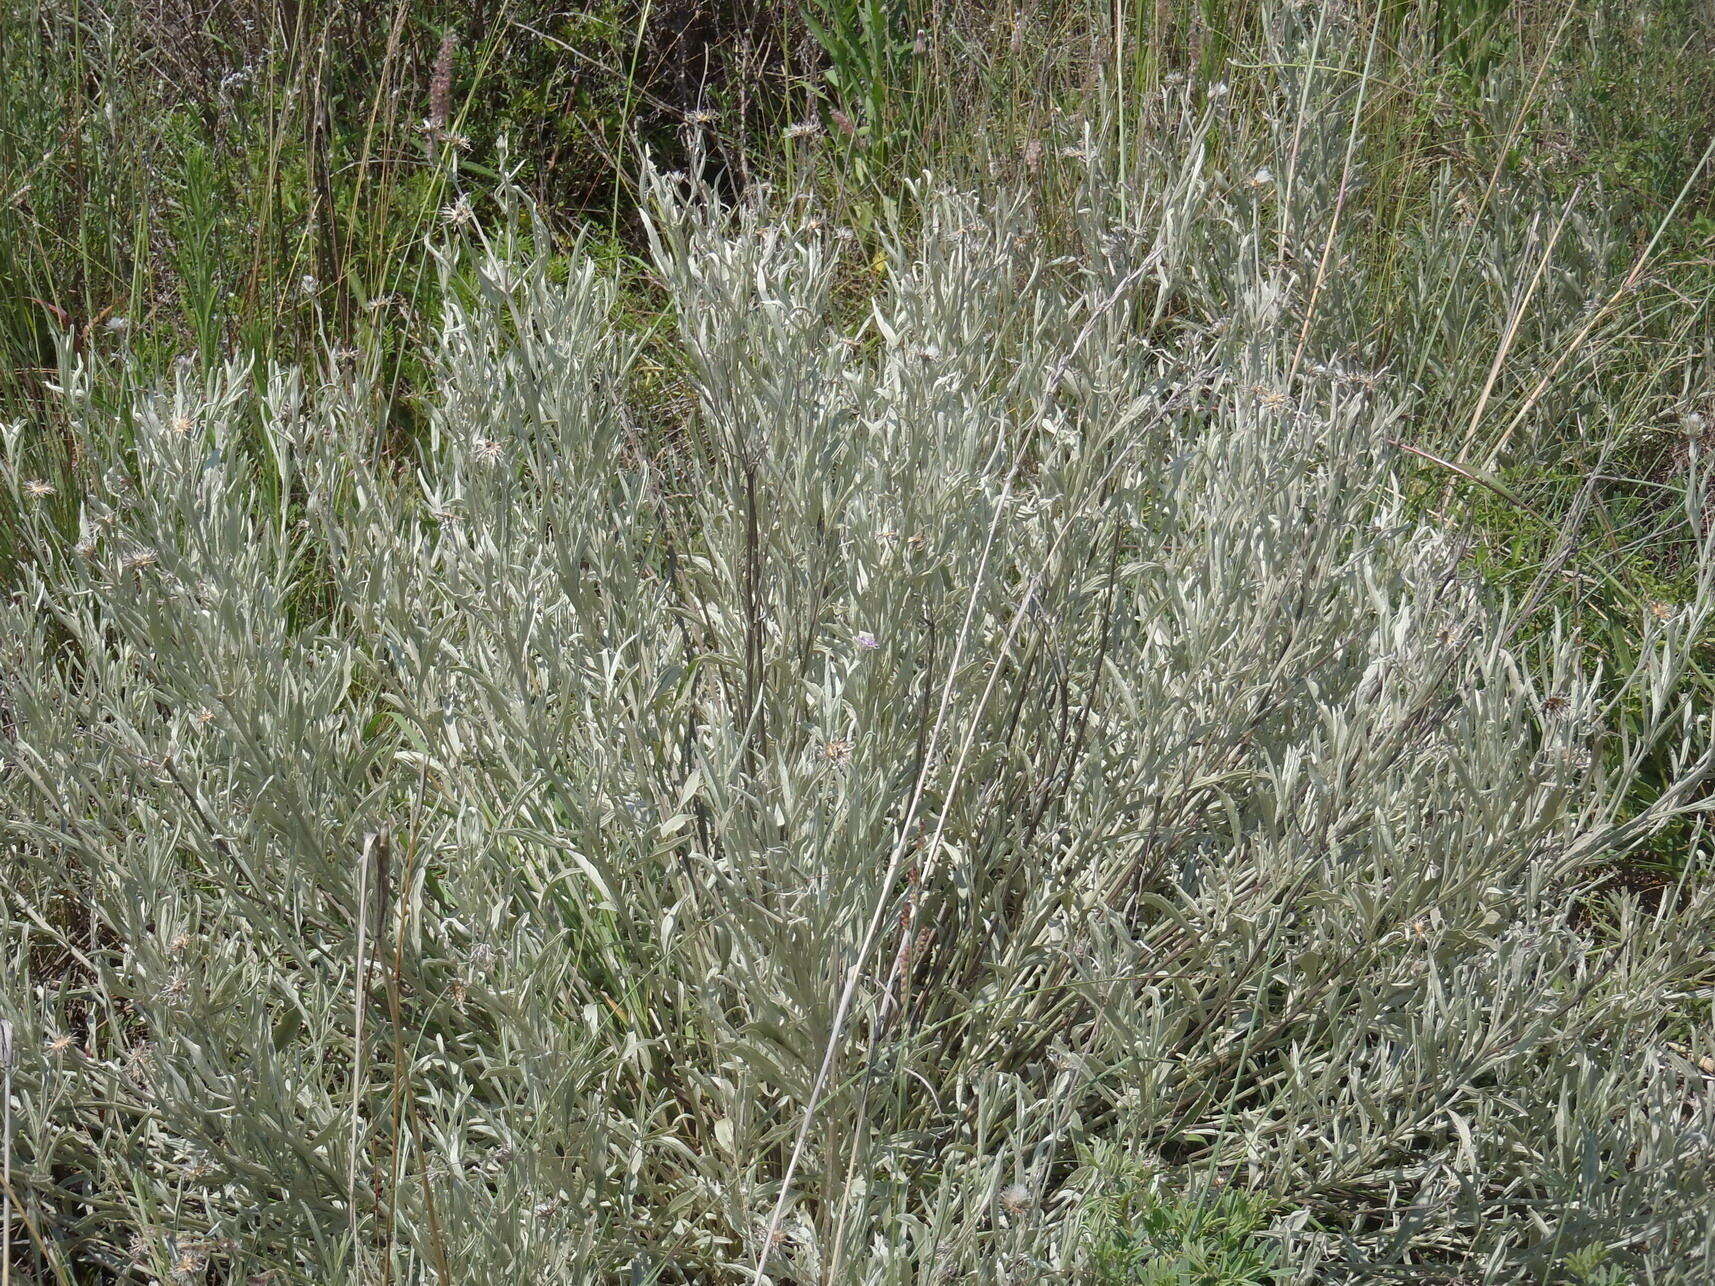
[349,834,378,1276]
[2,1016,11,1286]
[1288,6,1381,382]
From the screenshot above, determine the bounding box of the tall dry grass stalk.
[2,1016,12,1286]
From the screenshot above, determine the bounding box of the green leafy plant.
[802,0,923,170]
[1086,1171,1282,1285]
[1562,1243,1636,1286]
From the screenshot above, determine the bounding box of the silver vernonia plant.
[3,144,1715,1284]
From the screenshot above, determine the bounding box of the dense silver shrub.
[3,151,1715,1282]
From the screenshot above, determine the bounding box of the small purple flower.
[855,631,879,651]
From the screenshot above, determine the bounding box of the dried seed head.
[997,1183,1034,1216]
[124,1040,156,1086]
[442,195,475,227]
[159,971,190,1005]
[22,478,55,498]
[429,30,457,131]
[169,1237,210,1283]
